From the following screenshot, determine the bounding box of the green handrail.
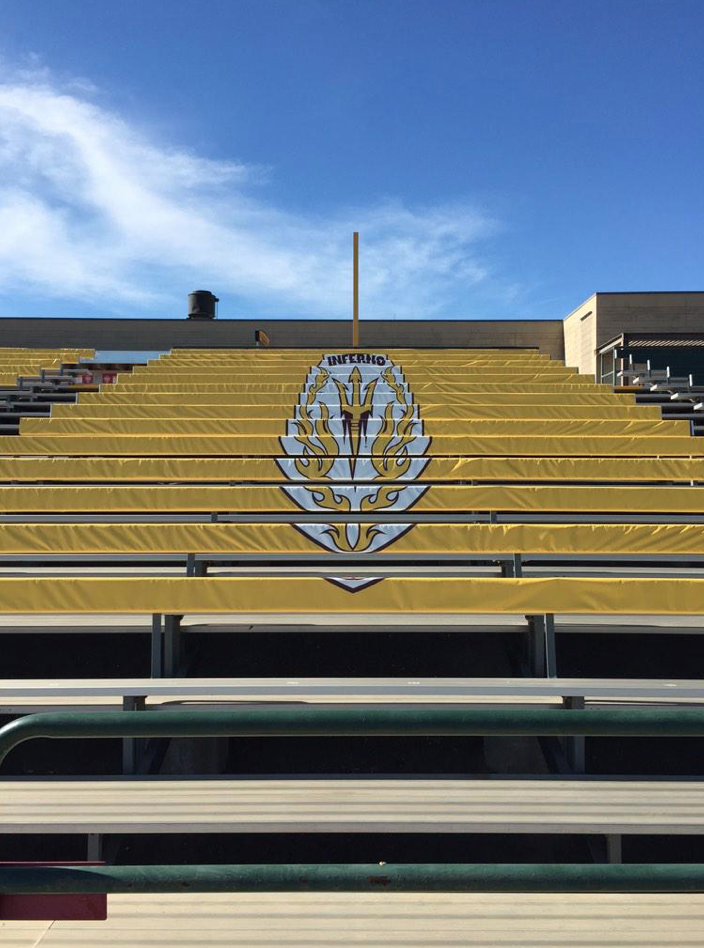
[2,863,704,893]
[2,705,704,770]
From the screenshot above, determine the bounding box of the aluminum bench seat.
[1,677,703,714]
[5,891,703,948]
[2,777,703,836]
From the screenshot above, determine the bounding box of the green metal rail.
[3,705,704,770]
[3,863,704,894]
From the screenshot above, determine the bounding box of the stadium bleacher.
[1,344,704,944]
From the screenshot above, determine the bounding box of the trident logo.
[333,367,378,463]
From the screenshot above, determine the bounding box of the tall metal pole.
[352,231,359,347]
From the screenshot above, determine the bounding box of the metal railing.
[3,706,704,770]
[3,862,704,894]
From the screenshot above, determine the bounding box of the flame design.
[291,367,338,478]
[368,367,416,479]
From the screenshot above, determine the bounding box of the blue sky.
[0,0,701,320]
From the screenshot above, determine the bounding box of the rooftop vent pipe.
[187,290,219,319]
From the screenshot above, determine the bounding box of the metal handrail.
[2,862,704,893]
[3,706,704,770]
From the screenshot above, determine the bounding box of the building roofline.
[0,316,563,324]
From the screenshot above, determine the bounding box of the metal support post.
[527,616,545,676]
[526,615,556,677]
[562,695,586,773]
[163,615,184,677]
[186,553,196,577]
[86,834,103,862]
[500,558,514,577]
[122,695,146,775]
[150,614,162,678]
[544,614,557,678]
[512,553,523,577]
[606,834,623,864]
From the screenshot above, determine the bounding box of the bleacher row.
[0,348,93,388]
[2,345,704,944]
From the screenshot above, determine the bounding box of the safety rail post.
[3,862,704,894]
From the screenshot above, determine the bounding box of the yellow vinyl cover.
[163,347,544,358]
[51,403,661,420]
[125,371,581,384]
[0,576,700,614]
[78,392,635,406]
[109,382,606,394]
[1,485,702,512]
[159,352,550,359]
[1,435,702,457]
[1,455,703,482]
[19,418,688,437]
[139,361,560,372]
[0,522,701,555]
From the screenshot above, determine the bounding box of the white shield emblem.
[277,353,431,591]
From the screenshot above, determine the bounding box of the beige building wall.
[563,294,597,374]
[563,292,704,377]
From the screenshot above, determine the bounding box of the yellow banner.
[109,382,606,394]
[122,371,582,385]
[1,484,702,512]
[164,347,543,357]
[19,418,687,437]
[0,360,67,368]
[78,391,634,406]
[51,402,661,420]
[129,362,576,382]
[0,455,702,482]
[140,360,558,372]
[0,576,700,614]
[0,348,92,355]
[0,522,701,555]
[2,435,702,457]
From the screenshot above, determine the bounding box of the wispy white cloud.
[0,67,508,318]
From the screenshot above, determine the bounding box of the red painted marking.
[0,862,107,921]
